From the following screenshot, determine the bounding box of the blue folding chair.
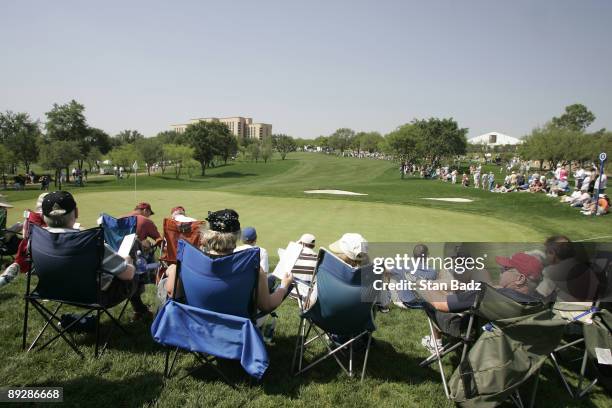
[22,225,131,358]
[100,213,137,252]
[151,240,268,381]
[291,248,376,381]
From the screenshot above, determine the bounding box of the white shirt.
[235,244,269,273]
[172,214,197,223]
[594,174,608,190]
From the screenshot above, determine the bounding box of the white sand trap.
[423,197,473,203]
[304,189,368,196]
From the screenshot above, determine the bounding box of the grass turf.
[1,153,611,407]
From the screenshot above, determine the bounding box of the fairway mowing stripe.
[574,235,612,242]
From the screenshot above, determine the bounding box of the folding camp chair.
[549,250,612,399]
[22,225,131,358]
[99,213,137,252]
[151,241,268,381]
[422,284,565,408]
[157,218,204,283]
[291,248,376,382]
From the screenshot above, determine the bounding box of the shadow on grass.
[0,292,17,302]
[209,171,257,179]
[32,373,164,408]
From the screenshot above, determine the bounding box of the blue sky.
[1,0,611,139]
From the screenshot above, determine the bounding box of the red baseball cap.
[495,253,543,281]
[171,206,185,215]
[135,202,154,215]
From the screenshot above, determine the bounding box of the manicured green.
[0,153,610,407]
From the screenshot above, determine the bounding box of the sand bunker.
[422,198,473,203]
[304,189,368,196]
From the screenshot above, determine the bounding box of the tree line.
[0,100,302,184]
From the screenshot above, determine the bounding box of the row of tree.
[0,100,303,182]
[519,104,611,169]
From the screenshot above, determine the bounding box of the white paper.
[272,241,303,279]
[595,347,612,365]
[117,233,136,258]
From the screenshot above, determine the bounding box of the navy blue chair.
[151,240,268,380]
[292,248,376,381]
[22,225,131,358]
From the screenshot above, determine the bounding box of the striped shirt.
[45,227,128,291]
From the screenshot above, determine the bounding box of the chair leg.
[28,301,84,357]
[528,367,540,408]
[428,316,450,399]
[165,347,179,378]
[22,299,30,350]
[549,352,574,397]
[27,302,62,352]
[291,317,305,374]
[360,333,372,382]
[348,342,353,377]
[94,309,101,358]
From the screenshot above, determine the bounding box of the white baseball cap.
[329,233,368,261]
[298,233,316,245]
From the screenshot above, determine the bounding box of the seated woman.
[159,209,293,313]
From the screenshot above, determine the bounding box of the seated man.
[41,191,151,319]
[124,202,162,253]
[390,244,437,308]
[235,227,269,274]
[421,252,543,352]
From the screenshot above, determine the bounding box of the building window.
[489,134,497,144]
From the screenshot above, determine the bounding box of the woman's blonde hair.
[200,228,241,254]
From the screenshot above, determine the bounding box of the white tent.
[468,131,522,147]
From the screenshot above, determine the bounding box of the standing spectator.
[488,171,495,191]
[481,172,488,189]
[235,227,269,274]
[451,169,458,184]
[461,173,469,187]
[473,167,480,188]
[83,168,88,181]
[594,171,608,194]
[574,165,586,190]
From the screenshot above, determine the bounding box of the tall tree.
[108,144,140,178]
[551,103,596,132]
[155,130,185,145]
[114,129,145,145]
[184,121,226,175]
[87,127,113,154]
[272,134,297,160]
[38,141,80,189]
[136,139,162,175]
[214,128,238,165]
[261,142,274,163]
[329,128,355,154]
[247,141,261,163]
[412,118,468,167]
[162,144,195,179]
[45,100,89,173]
[384,124,420,164]
[0,111,40,173]
[0,145,14,189]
